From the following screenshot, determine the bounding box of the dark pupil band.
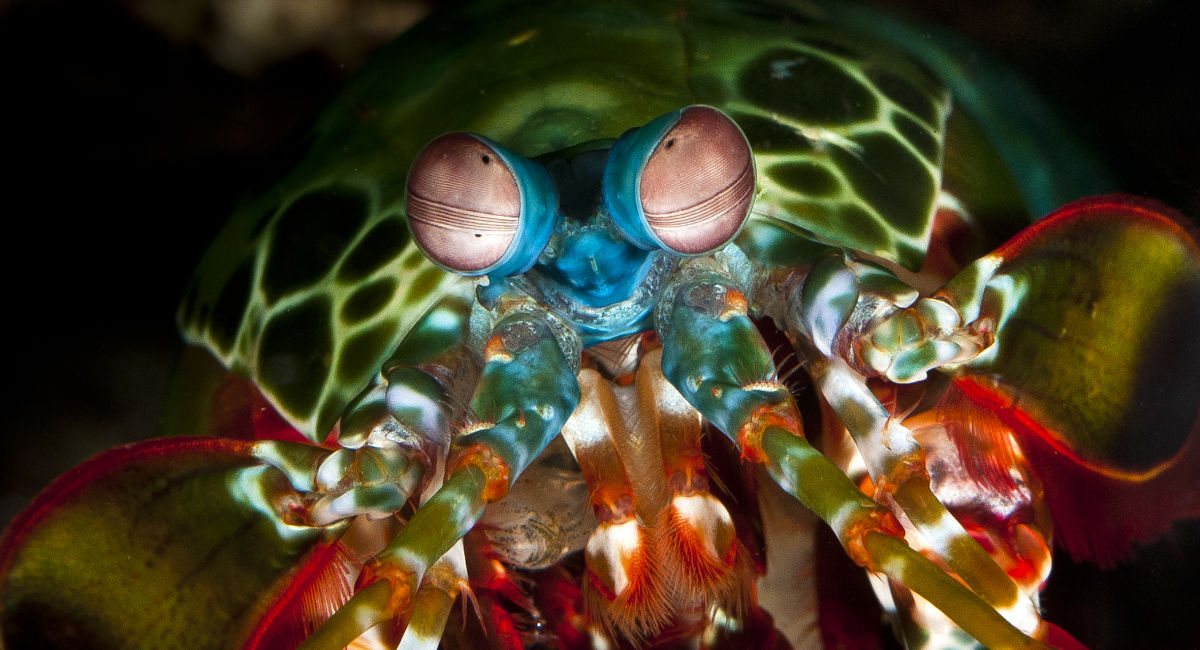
[406,133,521,273]
[639,107,754,255]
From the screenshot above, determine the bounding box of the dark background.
[1,1,1196,648]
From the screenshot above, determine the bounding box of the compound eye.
[406,133,521,274]
[638,106,754,255]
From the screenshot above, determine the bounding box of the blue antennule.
[602,105,756,256]
[405,132,558,277]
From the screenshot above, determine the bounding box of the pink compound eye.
[638,106,755,255]
[406,133,521,273]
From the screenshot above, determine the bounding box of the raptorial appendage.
[783,254,1044,637]
[656,268,1045,648]
[301,305,581,648]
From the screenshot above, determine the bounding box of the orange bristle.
[583,519,672,643]
[657,493,745,608]
[244,541,358,650]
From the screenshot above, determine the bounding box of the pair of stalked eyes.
[405,106,756,276]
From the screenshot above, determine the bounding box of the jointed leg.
[656,275,1041,649]
[308,297,477,525]
[558,351,752,643]
[790,256,1037,632]
[561,368,670,641]
[300,312,580,649]
[395,540,468,650]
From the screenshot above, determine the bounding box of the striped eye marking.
[638,106,755,255]
[406,133,522,274]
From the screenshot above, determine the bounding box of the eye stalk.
[603,106,755,256]
[406,132,557,276]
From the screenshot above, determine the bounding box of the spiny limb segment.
[864,533,1044,650]
[300,314,580,649]
[760,427,1042,649]
[561,354,754,642]
[755,427,902,568]
[809,358,1033,632]
[657,274,1041,647]
[791,255,1031,629]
